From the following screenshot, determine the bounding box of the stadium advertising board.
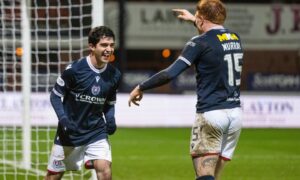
[171,69,196,92]
[121,71,155,91]
[247,73,300,91]
[105,3,300,50]
[121,70,197,93]
[1,93,300,128]
[241,94,300,128]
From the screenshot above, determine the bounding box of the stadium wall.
[105,2,300,50]
[0,93,299,128]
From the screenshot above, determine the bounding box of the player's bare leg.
[214,158,227,180]
[44,171,64,180]
[93,159,112,180]
[193,155,218,179]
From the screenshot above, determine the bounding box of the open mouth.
[103,51,111,59]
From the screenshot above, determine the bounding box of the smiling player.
[45,26,121,180]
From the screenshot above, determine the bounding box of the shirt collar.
[86,55,107,74]
[208,25,224,31]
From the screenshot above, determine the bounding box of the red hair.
[196,0,226,25]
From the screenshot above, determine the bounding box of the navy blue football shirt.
[139,27,243,113]
[179,28,243,113]
[51,56,121,146]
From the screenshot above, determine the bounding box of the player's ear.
[89,43,95,52]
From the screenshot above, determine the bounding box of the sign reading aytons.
[104,2,300,50]
[1,93,300,128]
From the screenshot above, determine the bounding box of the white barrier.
[0,93,299,127]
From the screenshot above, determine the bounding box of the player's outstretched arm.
[128,85,143,107]
[128,60,189,107]
[172,9,196,23]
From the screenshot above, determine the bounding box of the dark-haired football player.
[46,26,121,180]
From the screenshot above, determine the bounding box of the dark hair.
[197,0,226,25]
[88,26,115,46]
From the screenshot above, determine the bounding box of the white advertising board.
[0,92,57,126]
[105,3,300,50]
[0,93,300,128]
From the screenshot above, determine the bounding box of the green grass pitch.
[111,128,300,180]
[0,128,300,179]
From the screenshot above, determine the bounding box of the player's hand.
[107,122,117,135]
[172,9,196,23]
[128,85,143,107]
[59,116,74,133]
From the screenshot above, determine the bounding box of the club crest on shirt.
[91,85,101,95]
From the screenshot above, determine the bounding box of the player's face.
[91,36,115,65]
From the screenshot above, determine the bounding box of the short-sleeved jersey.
[52,56,121,146]
[179,28,243,113]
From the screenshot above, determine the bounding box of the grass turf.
[0,128,299,179]
[111,128,300,180]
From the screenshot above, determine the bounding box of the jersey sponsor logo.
[217,33,239,42]
[91,85,101,95]
[56,77,65,86]
[75,94,105,104]
[226,97,240,102]
[96,76,100,83]
[227,91,240,102]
